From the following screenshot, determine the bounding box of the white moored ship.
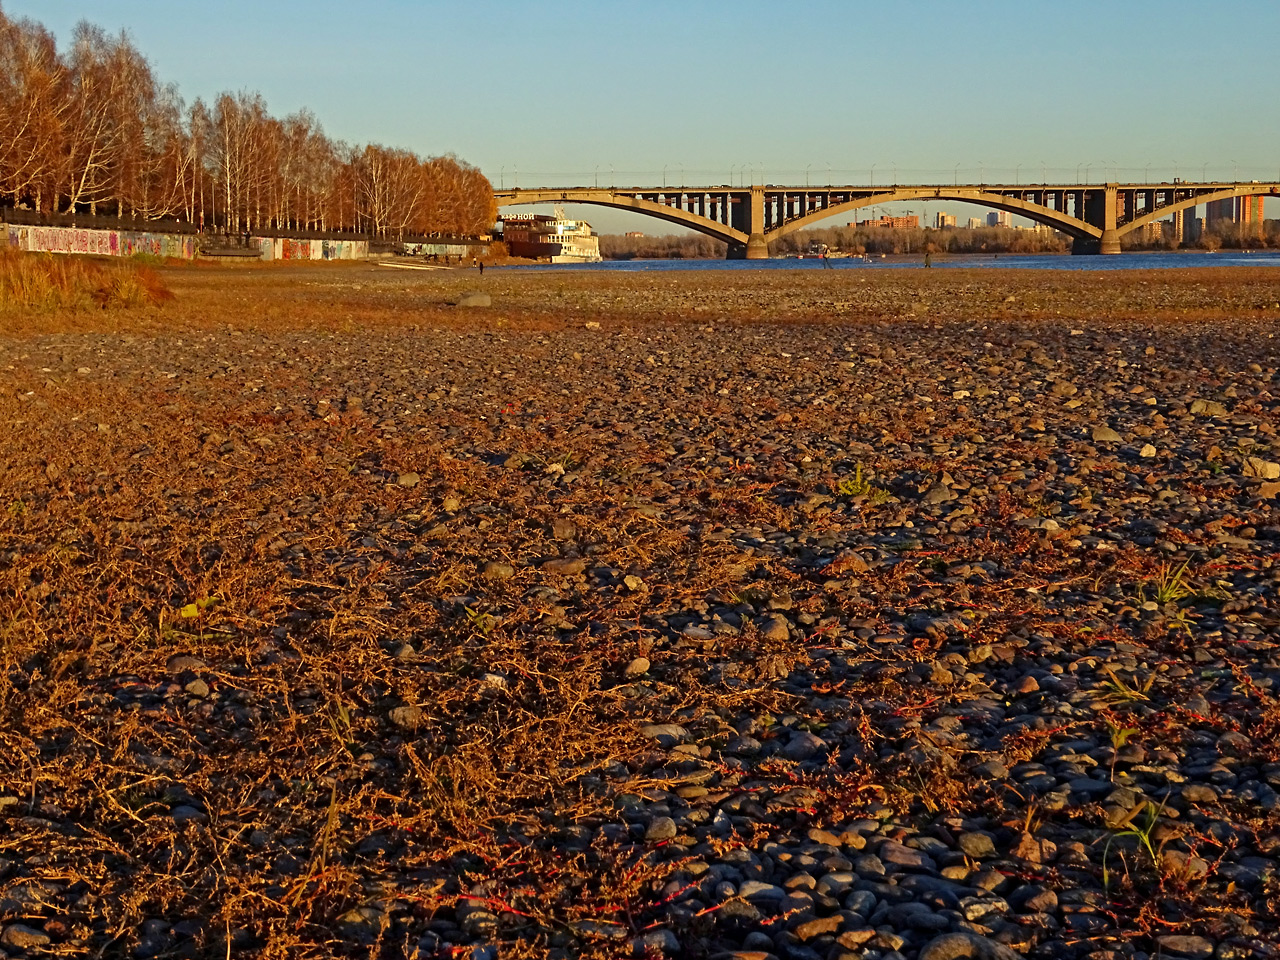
[500,207,602,263]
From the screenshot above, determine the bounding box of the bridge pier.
[1099,228,1121,255]
[727,234,770,259]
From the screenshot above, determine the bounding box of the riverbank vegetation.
[770,224,1072,256]
[0,247,171,310]
[599,217,1280,260]
[0,7,493,237]
[598,232,728,259]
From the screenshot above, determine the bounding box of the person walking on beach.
[479,261,484,275]
[924,252,932,268]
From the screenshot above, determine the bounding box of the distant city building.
[1239,195,1264,233]
[935,212,956,228]
[987,211,1012,228]
[624,231,645,238]
[858,215,919,229]
[1204,195,1265,233]
[1170,209,1184,243]
[1205,197,1235,225]
[967,217,983,229]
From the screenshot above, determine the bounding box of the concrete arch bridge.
[495,181,1280,258]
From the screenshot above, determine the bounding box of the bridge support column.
[1099,228,1121,255]
[745,234,769,259]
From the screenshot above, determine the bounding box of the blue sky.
[13,0,1280,232]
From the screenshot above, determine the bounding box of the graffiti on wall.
[5,224,369,262]
[6,224,197,260]
[253,237,369,261]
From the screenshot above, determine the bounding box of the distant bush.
[0,249,173,310]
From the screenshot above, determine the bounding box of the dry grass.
[0,248,173,312]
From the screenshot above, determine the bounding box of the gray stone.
[878,840,935,870]
[624,657,651,677]
[922,482,957,504]
[1068,777,1114,797]
[1091,425,1123,443]
[1181,783,1217,804]
[388,705,425,730]
[2,925,52,949]
[760,616,790,642]
[1156,935,1215,959]
[958,831,997,859]
[165,654,206,675]
[1243,457,1280,480]
[918,932,1023,960]
[785,730,828,761]
[396,472,420,487]
[171,805,207,826]
[481,560,515,579]
[645,817,677,841]
[738,880,786,902]
[1190,399,1228,417]
[640,724,689,746]
[542,557,586,576]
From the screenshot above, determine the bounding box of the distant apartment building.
[967,217,983,229]
[857,215,919,229]
[1205,195,1265,233]
[624,231,645,238]
[1170,209,1184,243]
[1240,195,1264,233]
[1139,221,1164,243]
[1205,198,1235,225]
[987,211,1012,228]
[934,212,956,228]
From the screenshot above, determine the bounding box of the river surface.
[514,251,1280,272]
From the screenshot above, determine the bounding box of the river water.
[514,251,1280,272]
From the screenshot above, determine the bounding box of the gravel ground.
[1,264,1279,960]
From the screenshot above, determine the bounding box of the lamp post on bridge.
[1230,159,1239,182]
[1041,161,1047,184]
[870,164,875,187]
[1201,163,1208,182]
[662,165,668,189]
[594,166,598,189]
[826,162,831,187]
[954,162,960,186]
[500,166,505,190]
[805,163,811,188]
[1015,163,1021,185]
[1075,163,1082,183]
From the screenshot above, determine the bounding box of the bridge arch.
[495,189,747,246]
[1117,184,1279,237]
[769,188,1100,243]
